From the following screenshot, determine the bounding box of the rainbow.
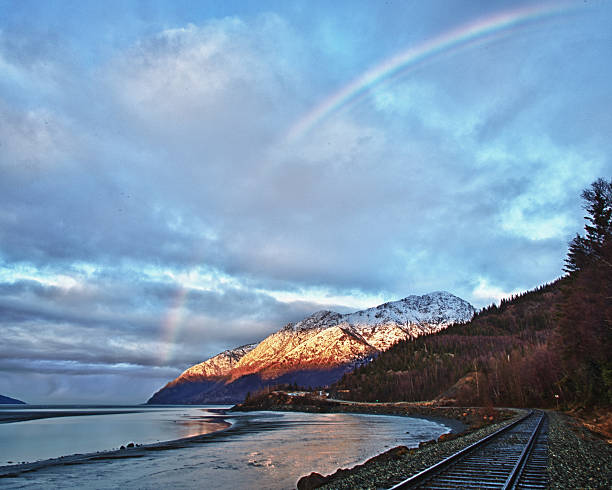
[156,3,579,366]
[159,286,188,365]
[286,2,577,142]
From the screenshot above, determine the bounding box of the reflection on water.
[1,408,450,490]
[174,416,229,439]
[0,406,230,465]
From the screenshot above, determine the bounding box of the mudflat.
[0,410,144,424]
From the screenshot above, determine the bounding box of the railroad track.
[388,410,548,489]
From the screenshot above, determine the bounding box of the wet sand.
[0,413,232,478]
[0,410,146,424]
[1,409,451,489]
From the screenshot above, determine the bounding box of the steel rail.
[388,410,546,490]
[502,411,544,489]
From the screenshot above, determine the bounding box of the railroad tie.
[389,411,549,490]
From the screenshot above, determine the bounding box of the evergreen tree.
[558,178,612,407]
[582,178,612,248]
[564,178,612,273]
[565,234,590,273]
[557,239,612,406]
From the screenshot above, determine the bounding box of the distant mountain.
[148,292,475,404]
[0,394,25,404]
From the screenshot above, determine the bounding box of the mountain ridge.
[331,281,565,406]
[148,291,475,404]
[0,394,25,404]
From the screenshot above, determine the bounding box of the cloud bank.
[1,2,610,402]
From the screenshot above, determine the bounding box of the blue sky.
[1,0,611,403]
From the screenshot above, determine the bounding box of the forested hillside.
[333,178,612,409]
[332,281,564,407]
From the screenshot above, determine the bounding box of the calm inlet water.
[0,405,451,489]
[0,405,229,464]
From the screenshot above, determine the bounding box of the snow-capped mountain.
[178,343,258,380]
[343,291,474,326]
[148,291,474,404]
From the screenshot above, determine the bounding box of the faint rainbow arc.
[156,2,579,365]
[286,2,577,142]
[159,286,188,365]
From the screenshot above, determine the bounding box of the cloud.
[0,269,329,362]
[2,11,604,294]
[471,277,523,307]
[0,263,345,404]
[0,4,611,402]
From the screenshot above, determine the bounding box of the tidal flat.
[0,405,452,489]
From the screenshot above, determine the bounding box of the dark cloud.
[0,271,336,403]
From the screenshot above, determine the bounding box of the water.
[0,405,229,464]
[0,405,451,489]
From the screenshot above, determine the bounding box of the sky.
[1,0,611,403]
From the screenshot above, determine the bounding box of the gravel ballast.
[547,410,612,489]
[299,410,611,489]
[306,413,526,489]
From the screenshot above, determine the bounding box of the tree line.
[332,178,612,409]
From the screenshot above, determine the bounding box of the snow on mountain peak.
[267,292,474,354]
[188,292,473,375]
[284,309,343,332]
[298,291,477,330]
[179,342,258,379]
[149,291,476,404]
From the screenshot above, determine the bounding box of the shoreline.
[0,412,234,478]
[297,413,525,490]
[231,394,526,489]
[1,400,483,481]
[237,403,469,435]
[0,404,466,483]
[277,399,610,489]
[304,410,612,490]
[0,409,149,424]
[231,393,518,434]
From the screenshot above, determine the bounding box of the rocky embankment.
[232,391,513,431]
[234,393,611,489]
[297,410,611,490]
[297,415,523,490]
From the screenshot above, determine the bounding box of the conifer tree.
[558,178,612,407]
[564,178,612,273]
